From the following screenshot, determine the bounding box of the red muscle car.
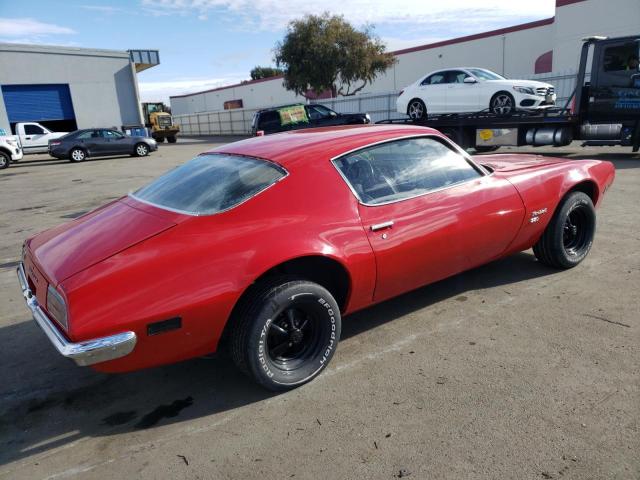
[17,125,615,390]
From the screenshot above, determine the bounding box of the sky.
[0,0,556,103]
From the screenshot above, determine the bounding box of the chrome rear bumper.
[17,263,137,366]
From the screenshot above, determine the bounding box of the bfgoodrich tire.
[533,191,596,269]
[230,277,341,391]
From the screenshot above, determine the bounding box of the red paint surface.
[23,125,615,373]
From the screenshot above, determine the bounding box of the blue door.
[2,84,76,123]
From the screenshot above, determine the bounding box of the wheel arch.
[564,179,599,206]
[406,97,426,115]
[219,254,353,350]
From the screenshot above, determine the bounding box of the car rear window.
[131,153,287,215]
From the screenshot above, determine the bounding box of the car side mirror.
[463,77,477,84]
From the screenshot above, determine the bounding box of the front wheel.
[490,92,515,115]
[0,151,9,169]
[533,191,596,269]
[230,278,341,391]
[167,136,177,143]
[134,143,149,157]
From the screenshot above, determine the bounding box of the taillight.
[47,285,68,331]
[256,130,265,137]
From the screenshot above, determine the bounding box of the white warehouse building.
[0,44,159,134]
[171,0,640,116]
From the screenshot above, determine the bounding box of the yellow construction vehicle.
[141,102,180,143]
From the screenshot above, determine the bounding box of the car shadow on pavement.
[0,251,556,467]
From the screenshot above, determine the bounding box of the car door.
[333,135,525,303]
[306,105,341,127]
[20,124,48,152]
[74,129,101,155]
[417,71,448,113]
[445,70,481,113]
[103,129,130,154]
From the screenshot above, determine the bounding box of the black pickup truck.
[251,103,370,135]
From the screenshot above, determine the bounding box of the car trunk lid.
[28,199,177,285]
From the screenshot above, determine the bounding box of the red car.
[17,125,615,390]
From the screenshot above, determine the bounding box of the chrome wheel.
[408,100,426,120]
[136,144,148,156]
[70,149,86,162]
[491,94,514,115]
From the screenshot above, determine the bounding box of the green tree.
[250,66,285,80]
[275,13,396,97]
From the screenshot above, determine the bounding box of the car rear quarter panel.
[501,159,615,254]
[61,157,376,372]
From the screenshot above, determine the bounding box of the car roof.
[205,124,444,169]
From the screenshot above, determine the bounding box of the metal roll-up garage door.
[1,84,76,124]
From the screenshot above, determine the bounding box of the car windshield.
[131,153,287,215]
[467,69,505,81]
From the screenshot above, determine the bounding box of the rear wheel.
[407,99,427,121]
[533,191,596,269]
[156,136,165,143]
[230,277,341,391]
[134,143,149,157]
[490,92,515,115]
[69,148,86,162]
[0,151,9,169]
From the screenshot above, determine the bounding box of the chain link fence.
[174,71,579,136]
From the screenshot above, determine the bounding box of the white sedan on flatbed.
[397,67,557,119]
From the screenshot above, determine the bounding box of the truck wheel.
[407,99,427,121]
[533,191,596,269]
[69,148,86,162]
[157,137,165,143]
[0,151,9,169]
[490,92,515,115]
[167,136,177,143]
[134,143,149,157]
[230,277,341,391]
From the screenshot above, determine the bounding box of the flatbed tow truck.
[378,35,640,152]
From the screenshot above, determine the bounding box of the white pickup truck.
[0,134,23,169]
[14,122,68,154]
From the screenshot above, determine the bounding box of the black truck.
[379,35,640,152]
[251,103,370,135]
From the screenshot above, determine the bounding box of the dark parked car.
[48,128,158,162]
[251,103,371,135]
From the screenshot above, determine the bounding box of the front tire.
[230,278,341,391]
[533,191,596,269]
[0,151,9,169]
[134,143,149,157]
[167,136,177,143]
[490,92,515,115]
[407,99,427,121]
[69,147,86,162]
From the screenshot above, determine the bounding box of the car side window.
[448,71,470,83]
[103,130,124,139]
[307,105,334,120]
[333,136,483,205]
[76,130,94,140]
[24,125,45,135]
[258,111,281,130]
[421,73,447,86]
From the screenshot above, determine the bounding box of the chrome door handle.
[370,221,394,232]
